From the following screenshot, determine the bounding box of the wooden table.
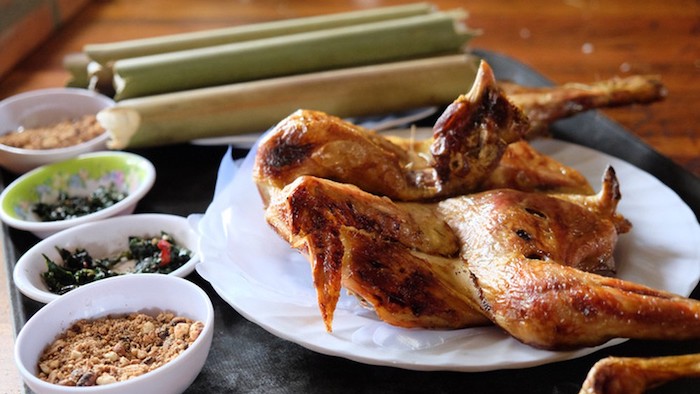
[1,1,698,392]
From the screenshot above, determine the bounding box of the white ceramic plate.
[14,213,200,303]
[194,130,700,372]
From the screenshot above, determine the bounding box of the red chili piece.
[157,239,172,267]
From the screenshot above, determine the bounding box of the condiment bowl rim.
[13,213,201,304]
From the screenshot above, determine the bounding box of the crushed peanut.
[37,312,204,387]
[0,114,105,150]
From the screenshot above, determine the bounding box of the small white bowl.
[13,213,200,303]
[0,88,115,174]
[0,151,155,238]
[14,274,214,394]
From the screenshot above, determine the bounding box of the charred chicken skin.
[251,59,700,351]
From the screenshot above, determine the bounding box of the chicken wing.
[264,174,485,330]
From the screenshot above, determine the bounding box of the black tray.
[4,50,700,393]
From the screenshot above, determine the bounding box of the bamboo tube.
[63,52,91,88]
[98,54,480,149]
[84,3,437,65]
[112,12,474,100]
[87,61,116,97]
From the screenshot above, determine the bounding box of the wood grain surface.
[0,1,698,392]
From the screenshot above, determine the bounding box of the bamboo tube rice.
[112,11,474,99]
[99,54,480,149]
[84,3,437,65]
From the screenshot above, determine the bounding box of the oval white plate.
[195,131,700,372]
[14,213,200,303]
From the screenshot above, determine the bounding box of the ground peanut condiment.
[37,312,204,386]
[0,114,105,150]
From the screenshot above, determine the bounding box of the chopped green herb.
[41,232,192,295]
[32,184,128,222]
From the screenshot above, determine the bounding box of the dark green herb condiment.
[41,232,192,295]
[32,184,128,222]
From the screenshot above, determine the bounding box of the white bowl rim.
[0,88,115,154]
[0,151,156,233]
[13,274,214,392]
[13,213,201,304]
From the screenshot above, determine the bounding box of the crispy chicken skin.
[438,169,700,349]
[266,174,490,330]
[428,61,530,193]
[339,227,490,329]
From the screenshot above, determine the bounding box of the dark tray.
[4,50,700,393]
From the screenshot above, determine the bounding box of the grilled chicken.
[255,61,533,203]
[481,140,594,194]
[251,59,691,350]
[264,174,480,330]
[579,354,700,394]
[265,169,700,350]
[255,60,664,203]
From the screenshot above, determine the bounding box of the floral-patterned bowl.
[0,151,155,238]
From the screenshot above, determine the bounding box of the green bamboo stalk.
[98,54,480,149]
[112,11,474,100]
[84,3,436,65]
